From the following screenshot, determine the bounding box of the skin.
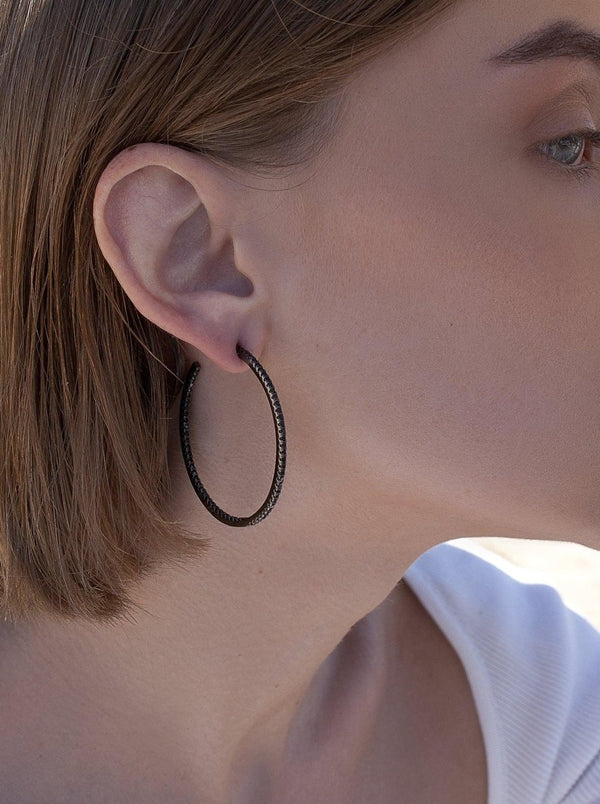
[3,0,600,800]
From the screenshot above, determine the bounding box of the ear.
[92,142,268,373]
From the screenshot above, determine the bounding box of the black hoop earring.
[179,344,287,527]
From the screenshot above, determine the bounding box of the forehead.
[350,0,600,84]
[444,0,598,70]
[332,0,600,133]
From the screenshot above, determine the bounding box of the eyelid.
[523,80,597,135]
[527,126,600,158]
[525,114,599,162]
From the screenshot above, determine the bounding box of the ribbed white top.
[402,538,600,804]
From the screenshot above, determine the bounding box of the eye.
[536,128,600,180]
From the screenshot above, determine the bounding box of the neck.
[11,357,496,799]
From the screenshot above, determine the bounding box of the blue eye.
[537,129,600,181]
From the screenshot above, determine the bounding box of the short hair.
[0,0,458,624]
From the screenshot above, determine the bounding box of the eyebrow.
[488,20,600,72]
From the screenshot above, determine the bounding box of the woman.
[1,0,600,800]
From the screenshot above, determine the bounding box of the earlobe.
[92,143,266,373]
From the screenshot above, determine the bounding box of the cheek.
[295,179,600,542]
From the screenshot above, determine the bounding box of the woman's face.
[260,0,600,544]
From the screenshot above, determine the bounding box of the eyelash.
[537,128,600,182]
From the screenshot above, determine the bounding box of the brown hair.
[0,0,458,624]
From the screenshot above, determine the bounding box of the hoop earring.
[179,344,287,527]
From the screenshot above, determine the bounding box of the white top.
[402,538,600,804]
